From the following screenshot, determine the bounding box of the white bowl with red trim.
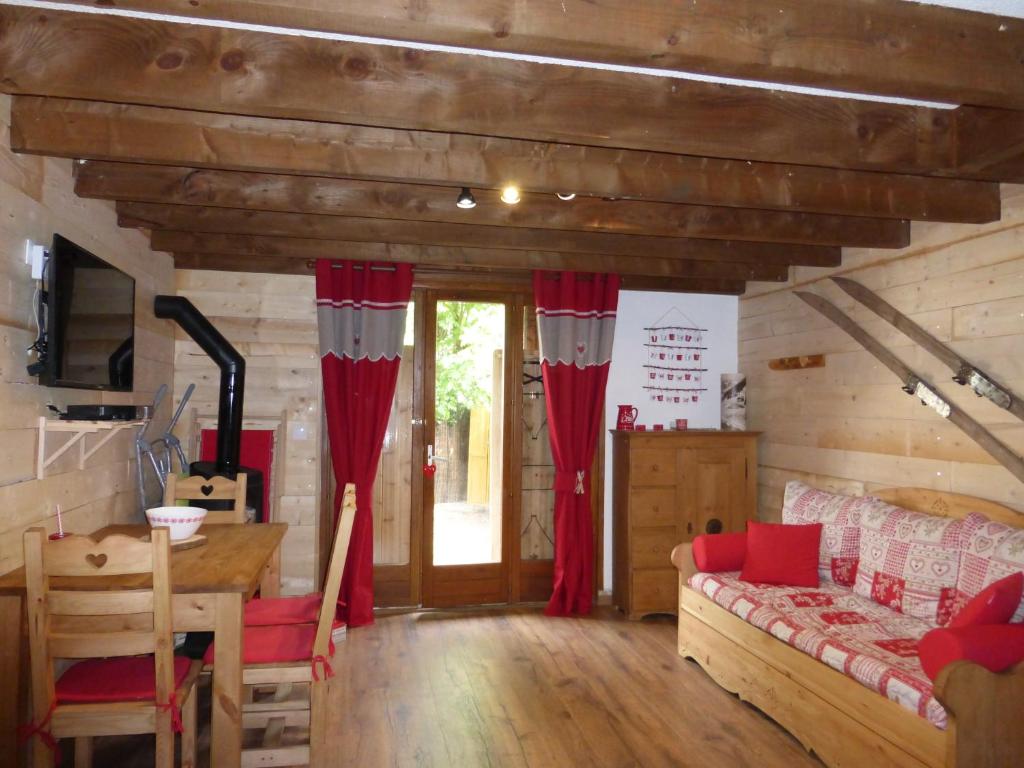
[145,506,207,541]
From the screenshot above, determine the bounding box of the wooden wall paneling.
[173,270,321,593]
[0,7,979,177]
[0,91,175,578]
[741,185,1024,517]
[30,100,995,221]
[62,0,1024,110]
[119,201,870,260]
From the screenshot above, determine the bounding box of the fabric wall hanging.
[534,270,620,616]
[316,259,413,627]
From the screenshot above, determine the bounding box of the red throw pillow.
[918,625,1024,681]
[740,521,822,587]
[692,532,746,572]
[950,572,1024,628]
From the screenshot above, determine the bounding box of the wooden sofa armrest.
[670,542,697,584]
[933,659,1024,767]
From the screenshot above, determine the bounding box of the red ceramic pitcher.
[617,404,638,430]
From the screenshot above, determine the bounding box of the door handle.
[426,444,448,466]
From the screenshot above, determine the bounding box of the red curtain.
[534,271,620,616]
[316,259,413,627]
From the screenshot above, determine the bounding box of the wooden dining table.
[0,522,287,767]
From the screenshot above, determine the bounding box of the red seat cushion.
[203,623,320,665]
[56,656,192,704]
[692,532,746,572]
[740,521,822,588]
[918,624,1024,681]
[245,594,323,626]
[949,572,1023,628]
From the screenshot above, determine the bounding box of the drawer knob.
[705,518,723,534]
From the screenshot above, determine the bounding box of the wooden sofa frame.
[670,487,1024,768]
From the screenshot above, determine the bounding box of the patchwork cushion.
[853,500,963,626]
[56,655,192,703]
[203,623,320,665]
[690,572,946,729]
[782,481,864,585]
[956,514,1024,623]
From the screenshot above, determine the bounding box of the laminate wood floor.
[90,606,824,767]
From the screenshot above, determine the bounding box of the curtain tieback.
[312,655,335,682]
[554,470,587,495]
[18,700,61,763]
[157,692,184,734]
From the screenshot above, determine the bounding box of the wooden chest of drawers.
[611,430,759,619]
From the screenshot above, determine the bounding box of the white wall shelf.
[35,417,144,479]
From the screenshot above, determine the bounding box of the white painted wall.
[601,291,738,589]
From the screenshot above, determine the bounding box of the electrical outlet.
[24,240,47,280]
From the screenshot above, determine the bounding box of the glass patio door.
[421,295,513,607]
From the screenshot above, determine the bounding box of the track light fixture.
[501,185,521,205]
[556,192,576,201]
[456,187,477,209]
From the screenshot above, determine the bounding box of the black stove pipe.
[154,295,244,475]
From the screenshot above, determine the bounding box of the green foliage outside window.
[435,302,504,423]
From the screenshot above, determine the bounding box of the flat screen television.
[41,234,135,391]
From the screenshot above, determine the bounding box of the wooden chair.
[202,483,357,766]
[164,472,248,525]
[22,527,202,768]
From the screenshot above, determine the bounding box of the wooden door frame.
[365,280,604,608]
[419,290,523,608]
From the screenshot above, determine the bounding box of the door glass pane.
[521,304,555,561]
[372,301,415,566]
[432,301,505,566]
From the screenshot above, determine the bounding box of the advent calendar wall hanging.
[642,307,708,404]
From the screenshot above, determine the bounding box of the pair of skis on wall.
[797,278,1024,485]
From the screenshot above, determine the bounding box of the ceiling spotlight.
[500,185,521,205]
[456,187,477,209]
[556,192,576,201]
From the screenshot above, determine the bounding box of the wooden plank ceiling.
[1,1,1022,294]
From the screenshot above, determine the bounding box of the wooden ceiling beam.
[954,106,1024,182]
[170,253,747,295]
[62,0,1024,110]
[28,99,997,224]
[149,231,788,282]
[0,6,969,176]
[121,202,839,268]
[102,170,910,249]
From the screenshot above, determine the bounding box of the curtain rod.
[306,259,397,272]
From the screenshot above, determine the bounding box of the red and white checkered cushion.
[782,481,864,586]
[853,499,963,626]
[956,513,1024,623]
[689,571,946,729]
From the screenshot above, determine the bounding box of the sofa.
[670,483,1024,768]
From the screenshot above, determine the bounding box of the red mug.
[675,419,688,430]
[617,404,639,430]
